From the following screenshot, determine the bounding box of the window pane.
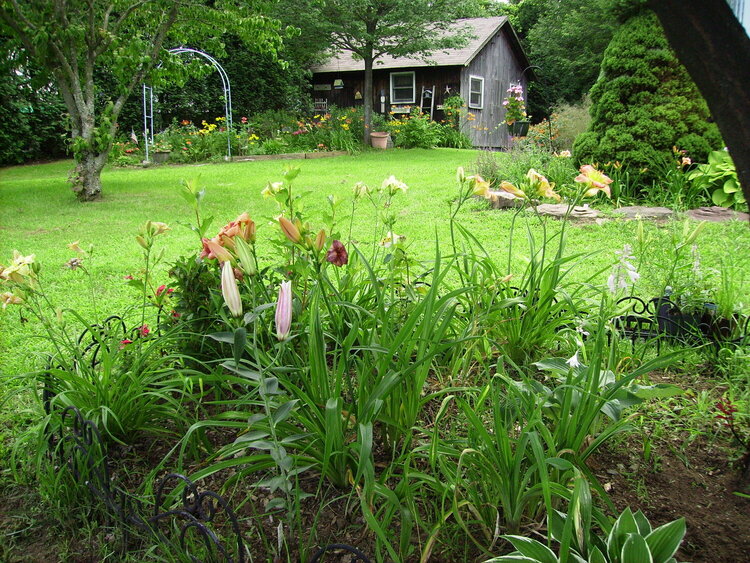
[391,72,414,102]
[470,78,482,94]
[470,92,481,106]
[393,74,413,88]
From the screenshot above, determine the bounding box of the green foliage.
[0,0,285,198]
[115,34,314,136]
[4,152,750,560]
[0,36,68,165]
[573,10,722,187]
[527,98,592,153]
[389,109,442,149]
[524,0,615,119]
[491,502,686,563]
[687,149,745,210]
[474,146,578,195]
[437,123,473,149]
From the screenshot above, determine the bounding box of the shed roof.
[311,17,523,73]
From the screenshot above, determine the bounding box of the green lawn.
[1,149,749,375]
[2,149,750,562]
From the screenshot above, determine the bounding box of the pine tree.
[573,8,722,181]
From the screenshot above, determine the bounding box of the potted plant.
[151,139,172,163]
[370,131,390,149]
[503,84,529,137]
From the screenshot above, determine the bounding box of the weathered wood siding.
[312,66,462,120]
[460,26,527,148]
[311,26,527,148]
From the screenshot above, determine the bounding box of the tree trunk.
[649,0,750,210]
[70,150,109,201]
[363,55,374,146]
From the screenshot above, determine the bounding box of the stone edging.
[232,151,349,162]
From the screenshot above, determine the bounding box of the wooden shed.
[310,17,533,148]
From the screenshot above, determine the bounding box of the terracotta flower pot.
[370,132,390,149]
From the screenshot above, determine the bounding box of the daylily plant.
[575,164,613,198]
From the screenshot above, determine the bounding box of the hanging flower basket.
[507,121,530,137]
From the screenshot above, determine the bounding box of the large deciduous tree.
[303,0,472,144]
[0,1,283,201]
[525,0,616,116]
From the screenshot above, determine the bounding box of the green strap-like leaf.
[504,535,559,563]
[621,533,653,563]
[645,518,686,563]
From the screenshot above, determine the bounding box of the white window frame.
[390,71,416,104]
[468,75,484,109]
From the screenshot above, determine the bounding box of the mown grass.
[2,149,750,562]
[1,149,749,376]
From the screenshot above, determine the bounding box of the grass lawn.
[2,149,749,376]
[1,149,750,561]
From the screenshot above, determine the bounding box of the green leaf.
[233,327,246,366]
[588,546,607,563]
[504,535,559,563]
[645,518,685,563]
[712,189,729,206]
[628,384,683,400]
[633,510,652,536]
[207,331,235,344]
[272,399,298,424]
[621,533,653,563]
[723,178,739,193]
[485,556,543,562]
[546,457,575,471]
[608,507,639,562]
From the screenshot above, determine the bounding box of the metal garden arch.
[142,47,233,162]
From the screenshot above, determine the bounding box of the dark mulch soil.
[589,431,750,563]
[3,370,750,562]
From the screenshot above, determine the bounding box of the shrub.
[389,109,441,148]
[572,9,722,186]
[436,123,472,149]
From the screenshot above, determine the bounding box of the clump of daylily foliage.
[3,166,697,562]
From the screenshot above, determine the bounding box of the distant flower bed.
[111,107,366,165]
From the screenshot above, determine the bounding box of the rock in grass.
[612,206,674,220]
[686,206,750,223]
[486,190,525,208]
[535,203,600,221]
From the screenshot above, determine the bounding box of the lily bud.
[314,229,326,252]
[221,261,243,318]
[135,235,148,249]
[279,217,301,244]
[204,239,233,263]
[283,165,301,182]
[275,281,292,341]
[234,237,257,276]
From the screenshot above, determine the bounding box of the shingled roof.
[311,17,529,73]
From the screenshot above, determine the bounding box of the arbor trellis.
[143,47,234,162]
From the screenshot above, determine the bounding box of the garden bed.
[2,152,750,562]
[232,150,348,162]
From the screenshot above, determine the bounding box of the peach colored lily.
[575,165,613,198]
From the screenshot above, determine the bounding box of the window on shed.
[469,76,484,109]
[390,71,416,104]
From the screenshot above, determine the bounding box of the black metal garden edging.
[611,295,749,351]
[49,314,372,562]
[59,405,247,562]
